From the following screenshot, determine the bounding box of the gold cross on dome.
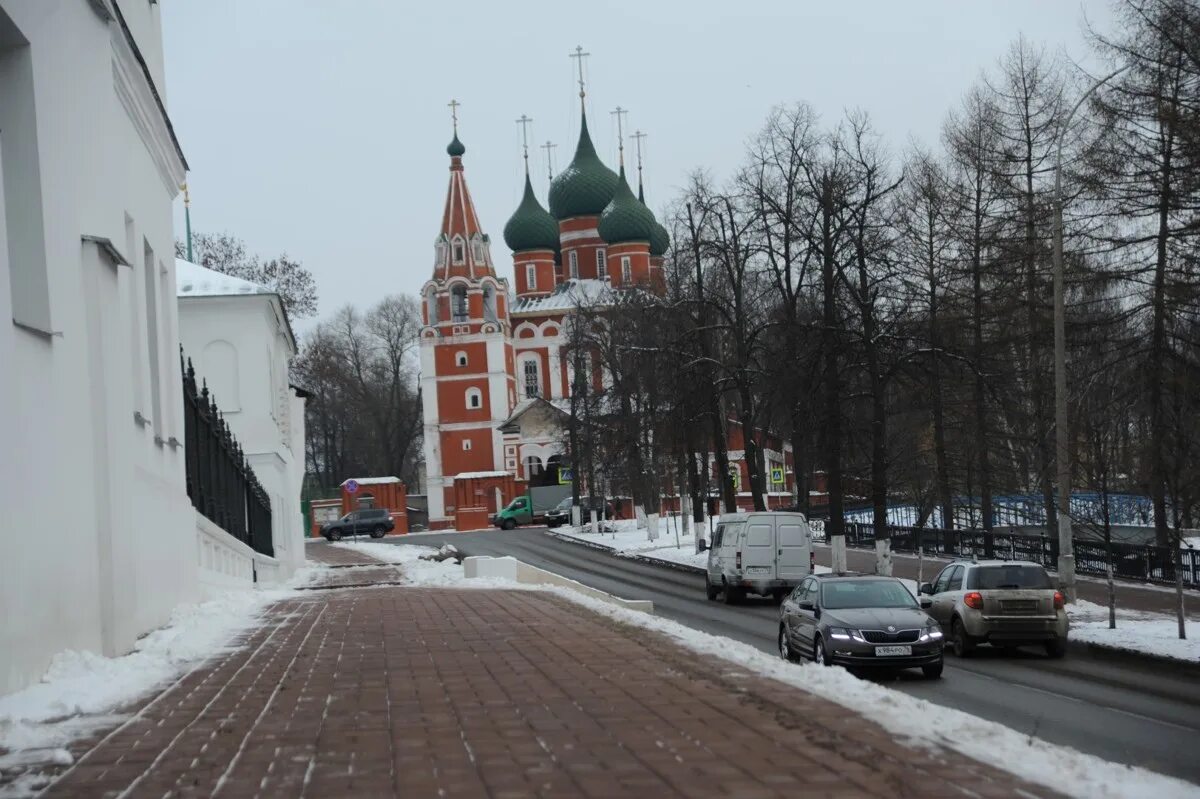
[448,98,460,133]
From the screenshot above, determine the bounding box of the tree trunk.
[820,180,845,569]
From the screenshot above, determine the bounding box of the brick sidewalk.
[39,572,1062,798]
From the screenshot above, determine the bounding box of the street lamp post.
[1052,66,1127,603]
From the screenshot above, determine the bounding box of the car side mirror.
[918,597,933,609]
[698,539,708,552]
[919,582,934,595]
[798,600,814,611]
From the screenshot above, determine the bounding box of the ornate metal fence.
[837,522,1198,588]
[182,351,274,557]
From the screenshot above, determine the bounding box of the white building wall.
[178,295,305,581]
[0,0,195,695]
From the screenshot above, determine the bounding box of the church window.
[455,351,468,367]
[621,256,632,284]
[452,236,465,265]
[466,387,482,409]
[451,285,468,322]
[462,438,472,451]
[472,238,485,263]
[526,263,537,290]
[596,248,606,276]
[568,250,578,280]
[523,359,541,398]
[425,287,439,324]
[483,285,497,322]
[435,240,447,266]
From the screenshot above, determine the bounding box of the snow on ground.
[550,517,713,571]
[0,575,313,793]
[1067,600,1198,662]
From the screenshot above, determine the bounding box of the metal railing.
[182,351,274,557]
[820,522,1198,588]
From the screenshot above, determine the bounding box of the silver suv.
[918,560,1069,658]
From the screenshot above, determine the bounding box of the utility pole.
[1052,65,1127,602]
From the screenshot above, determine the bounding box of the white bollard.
[590,509,599,535]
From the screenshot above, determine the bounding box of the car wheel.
[779,625,800,663]
[369,525,387,539]
[328,529,342,542]
[705,578,719,601]
[951,618,974,658]
[922,659,944,679]
[813,635,831,667]
[722,582,741,605]
[501,518,516,530]
[1045,638,1067,659]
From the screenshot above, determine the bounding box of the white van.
[702,512,814,603]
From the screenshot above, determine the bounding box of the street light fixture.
[1052,65,1128,603]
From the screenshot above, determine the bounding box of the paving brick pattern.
[43,584,1063,799]
[303,541,385,567]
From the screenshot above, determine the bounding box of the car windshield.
[554,498,572,510]
[821,580,918,610]
[968,565,1052,590]
[505,499,523,511]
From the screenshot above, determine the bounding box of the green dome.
[649,220,670,256]
[548,111,618,219]
[638,183,670,256]
[504,173,560,253]
[447,134,466,157]
[599,166,657,245]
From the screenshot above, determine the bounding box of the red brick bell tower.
[418,107,517,528]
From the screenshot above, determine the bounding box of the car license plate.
[875,645,912,656]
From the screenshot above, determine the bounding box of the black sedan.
[778,573,945,679]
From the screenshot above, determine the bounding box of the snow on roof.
[453,471,511,480]
[511,278,615,316]
[341,476,401,486]
[175,258,272,298]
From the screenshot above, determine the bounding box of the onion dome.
[638,183,670,256]
[599,166,657,245]
[447,134,466,157]
[548,111,618,220]
[504,173,560,252]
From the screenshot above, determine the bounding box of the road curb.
[543,529,707,575]
[1072,639,1200,674]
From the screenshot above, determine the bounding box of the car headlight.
[919,627,944,642]
[828,627,866,642]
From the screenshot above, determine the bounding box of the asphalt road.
[384,527,1200,785]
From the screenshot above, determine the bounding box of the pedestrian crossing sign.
[771,467,784,485]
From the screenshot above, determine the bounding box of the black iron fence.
[835,522,1198,588]
[182,352,274,557]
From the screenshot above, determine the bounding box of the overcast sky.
[162,1,1114,334]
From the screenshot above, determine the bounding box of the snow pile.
[552,518,711,570]
[329,542,534,590]
[0,579,307,783]
[1067,600,1197,662]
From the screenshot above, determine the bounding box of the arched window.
[522,358,541,399]
[471,237,485,262]
[425,287,439,324]
[526,263,537,290]
[435,239,447,266]
[462,438,472,451]
[595,248,606,276]
[452,236,465,265]
[451,285,468,322]
[465,387,482,409]
[455,351,468,367]
[621,256,632,284]
[568,250,579,280]
[482,285,497,322]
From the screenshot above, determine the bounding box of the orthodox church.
[418,84,792,530]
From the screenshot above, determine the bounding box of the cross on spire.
[540,140,557,182]
[569,46,590,104]
[448,98,461,134]
[631,130,647,191]
[515,114,533,173]
[611,106,628,166]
